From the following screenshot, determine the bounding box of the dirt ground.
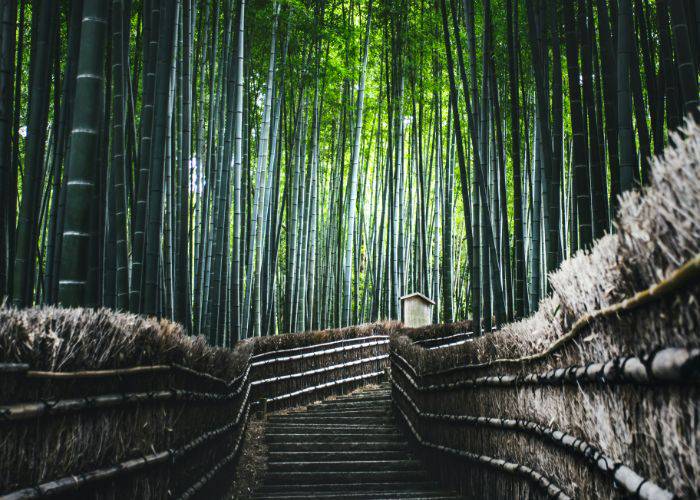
[227,416,268,499]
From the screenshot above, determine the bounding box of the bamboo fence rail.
[0,325,390,499]
[389,254,699,499]
[390,363,674,500]
[393,401,572,500]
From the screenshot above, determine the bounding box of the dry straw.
[0,308,392,498]
[391,118,700,498]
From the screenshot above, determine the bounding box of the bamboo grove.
[0,0,697,344]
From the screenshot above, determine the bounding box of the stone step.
[254,481,445,495]
[263,469,430,485]
[349,390,391,397]
[255,491,461,499]
[267,450,409,462]
[266,431,402,444]
[266,424,397,434]
[268,415,394,424]
[253,384,461,500]
[343,386,389,392]
[304,407,392,416]
[267,459,423,472]
[329,394,391,402]
[311,401,392,411]
[321,393,391,404]
[268,441,410,452]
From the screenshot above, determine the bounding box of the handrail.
[251,338,388,367]
[2,333,385,387]
[0,386,252,422]
[1,326,389,499]
[24,364,171,379]
[411,326,497,348]
[2,361,251,389]
[392,400,571,500]
[264,371,385,404]
[253,355,387,386]
[412,331,474,345]
[0,363,30,373]
[390,365,674,500]
[415,253,700,377]
[426,338,473,350]
[391,347,700,390]
[251,334,389,360]
[3,386,252,500]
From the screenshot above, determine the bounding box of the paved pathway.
[253,383,462,499]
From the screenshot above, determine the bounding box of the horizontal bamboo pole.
[251,339,389,367]
[392,351,420,376]
[0,393,250,500]
[412,327,497,347]
[1,386,253,499]
[1,360,250,396]
[393,402,571,500]
[2,450,171,499]
[391,370,675,500]
[419,253,700,377]
[25,364,171,379]
[264,370,384,403]
[253,354,388,386]
[251,334,389,361]
[0,382,249,421]
[3,332,380,385]
[391,347,700,390]
[176,404,251,500]
[413,332,473,346]
[172,383,251,462]
[0,363,30,373]
[427,338,473,351]
[1,349,387,421]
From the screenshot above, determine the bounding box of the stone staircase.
[253,383,462,499]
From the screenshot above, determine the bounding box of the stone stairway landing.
[253,384,462,499]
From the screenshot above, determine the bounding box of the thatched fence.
[390,122,700,499]
[0,311,392,499]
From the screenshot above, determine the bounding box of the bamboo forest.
[1,0,700,498]
[0,0,698,346]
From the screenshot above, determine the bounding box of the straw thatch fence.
[0,310,393,499]
[390,121,700,499]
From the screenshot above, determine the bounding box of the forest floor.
[228,416,268,499]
